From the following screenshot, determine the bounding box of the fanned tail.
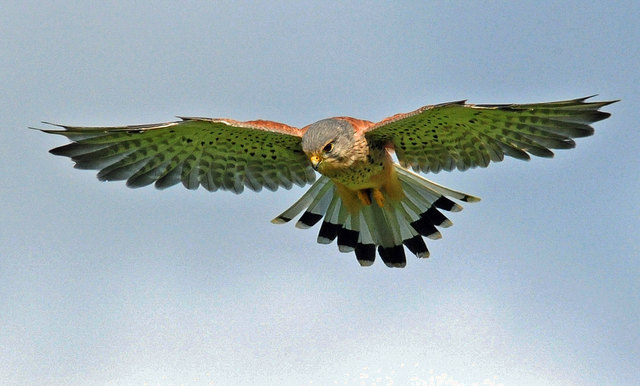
[272,165,480,267]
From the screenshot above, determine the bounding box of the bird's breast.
[322,148,389,190]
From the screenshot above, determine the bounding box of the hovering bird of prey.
[39,96,616,267]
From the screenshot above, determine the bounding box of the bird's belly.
[328,160,386,190]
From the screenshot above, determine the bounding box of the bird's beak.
[309,154,322,170]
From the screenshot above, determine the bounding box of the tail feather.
[356,214,373,245]
[354,243,376,266]
[318,221,340,244]
[379,205,411,268]
[338,213,362,252]
[354,213,376,266]
[378,245,406,267]
[396,167,480,203]
[317,190,341,244]
[403,235,429,258]
[295,181,334,229]
[337,228,358,252]
[410,215,441,240]
[271,165,479,267]
[271,176,332,224]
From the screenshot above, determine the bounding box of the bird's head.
[301,118,355,173]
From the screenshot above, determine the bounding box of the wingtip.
[30,121,68,133]
[581,95,620,104]
[580,95,620,110]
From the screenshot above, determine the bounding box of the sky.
[1,1,638,385]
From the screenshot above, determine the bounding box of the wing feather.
[39,118,315,193]
[366,96,617,173]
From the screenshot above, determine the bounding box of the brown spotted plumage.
[38,96,617,267]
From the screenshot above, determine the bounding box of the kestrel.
[39,96,616,267]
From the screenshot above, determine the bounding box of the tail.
[271,165,480,267]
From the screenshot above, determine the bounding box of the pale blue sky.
[1,1,638,385]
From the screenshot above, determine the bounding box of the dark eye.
[323,142,334,153]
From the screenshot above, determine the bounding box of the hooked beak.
[309,154,322,170]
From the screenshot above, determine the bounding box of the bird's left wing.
[365,96,617,173]
[39,118,316,193]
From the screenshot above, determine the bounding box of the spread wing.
[365,96,617,173]
[40,118,316,193]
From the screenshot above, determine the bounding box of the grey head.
[302,118,354,156]
[300,118,355,170]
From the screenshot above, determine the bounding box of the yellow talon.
[372,189,385,207]
[357,190,372,205]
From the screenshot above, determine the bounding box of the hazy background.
[1,1,638,384]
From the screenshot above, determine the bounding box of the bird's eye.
[323,142,334,153]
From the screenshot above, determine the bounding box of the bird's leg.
[357,189,372,206]
[372,189,385,207]
[355,188,385,207]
